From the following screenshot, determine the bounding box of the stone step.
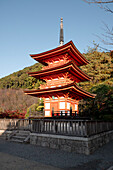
[12,135,26,140]
[18,131,30,135]
[9,130,30,143]
[10,138,23,143]
[14,133,29,137]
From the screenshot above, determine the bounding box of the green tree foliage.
[78,46,113,120]
[79,49,113,91]
[0,63,42,89]
[79,84,113,120]
[26,98,44,118]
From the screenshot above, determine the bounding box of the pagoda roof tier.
[24,82,96,100]
[28,61,91,83]
[30,41,89,66]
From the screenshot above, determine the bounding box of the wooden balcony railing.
[0,119,113,137]
[52,111,78,117]
[42,60,66,70]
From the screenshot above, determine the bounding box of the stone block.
[49,143,59,149]
[41,141,49,147]
[60,144,71,152]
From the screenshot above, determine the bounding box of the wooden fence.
[0,119,113,137]
[0,119,31,131]
[32,119,113,137]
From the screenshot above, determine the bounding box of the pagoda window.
[59,102,65,109]
[45,87,48,89]
[58,85,61,87]
[54,97,58,99]
[45,111,50,117]
[45,103,50,109]
[48,79,51,81]
[60,77,64,79]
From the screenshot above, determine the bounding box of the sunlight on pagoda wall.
[59,102,65,109]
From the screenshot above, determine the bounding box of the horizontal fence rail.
[0,119,31,131]
[0,119,113,137]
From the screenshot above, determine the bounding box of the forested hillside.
[0,48,113,119]
[79,50,113,90]
[79,49,113,120]
[0,63,43,89]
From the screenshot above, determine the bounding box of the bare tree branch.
[84,0,113,47]
[98,45,111,51]
[102,23,113,36]
[105,6,113,13]
[92,23,113,49]
[83,0,113,4]
[83,0,113,13]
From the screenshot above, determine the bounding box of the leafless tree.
[83,0,113,50]
[83,0,113,13]
[0,89,38,112]
[100,23,113,45]
[84,1,113,3]
[84,0,113,13]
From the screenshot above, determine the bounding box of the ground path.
[0,139,113,170]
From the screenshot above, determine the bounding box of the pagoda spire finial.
[59,17,64,46]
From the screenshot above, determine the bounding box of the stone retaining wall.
[30,130,113,155]
[1,129,113,155]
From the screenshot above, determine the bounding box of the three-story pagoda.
[24,18,95,117]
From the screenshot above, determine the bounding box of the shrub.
[0,110,26,119]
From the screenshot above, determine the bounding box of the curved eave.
[24,83,96,100]
[28,61,91,82]
[30,41,89,66]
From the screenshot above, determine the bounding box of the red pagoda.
[24,18,95,117]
